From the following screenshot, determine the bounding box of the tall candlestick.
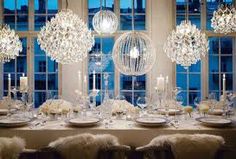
[8,74,11,97]
[78,71,81,91]
[165,76,169,91]
[93,70,96,90]
[156,74,165,91]
[223,74,226,101]
[20,73,28,92]
[83,75,87,95]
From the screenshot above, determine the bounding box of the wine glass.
[209,92,217,111]
[137,96,148,117]
[101,92,114,128]
[176,95,184,107]
[194,97,201,108]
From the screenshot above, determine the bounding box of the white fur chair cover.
[0,137,25,159]
[49,133,120,159]
[146,134,225,159]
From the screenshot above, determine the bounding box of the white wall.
[61,0,175,102]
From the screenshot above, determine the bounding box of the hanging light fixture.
[163,0,209,68]
[92,0,118,34]
[211,3,236,34]
[37,0,94,64]
[0,25,22,63]
[112,0,155,76]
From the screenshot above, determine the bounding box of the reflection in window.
[3,0,28,31]
[208,37,234,98]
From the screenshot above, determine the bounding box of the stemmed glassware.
[208,92,217,112]
[137,96,148,117]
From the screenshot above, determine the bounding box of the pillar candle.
[156,74,165,91]
[223,74,226,100]
[8,74,11,97]
[20,73,28,92]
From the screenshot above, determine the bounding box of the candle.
[83,75,87,95]
[223,74,226,101]
[78,71,81,91]
[165,76,169,91]
[156,74,165,91]
[93,70,96,90]
[20,73,28,92]
[8,74,11,97]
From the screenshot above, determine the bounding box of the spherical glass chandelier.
[92,10,118,34]
[211,4,236,34]
[163,20,209,68]
[112,31,156,76]
[0,25,22,63]
[37,9,94,64]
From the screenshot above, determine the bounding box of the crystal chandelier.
[163,0,208,68]
[211,3,236,34]
[0,25,22,63]
[112,1,155,76]
[92,0,118,34]
[37,7,94,64]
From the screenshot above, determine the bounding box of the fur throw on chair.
[147,134,225,159]
[49,133,120,159]
[0,137,25,159]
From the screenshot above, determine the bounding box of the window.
[2,0,59,108]
[120,0,146,30]
[3,0,28,31]
[209,37,234,99]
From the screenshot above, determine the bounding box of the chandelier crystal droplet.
[37,9,95,64]
[163,20,209,68]
[0,25,22,63]
[92,10,118,34]
[112,31,156,76]
[211,4,236,34]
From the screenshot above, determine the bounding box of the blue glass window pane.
[34,39,45,55]
[221,74,233,91]
[134,15,145,30]
[120,15,132,30]
[121,91,133,104]
[209,74,219,91]
[88,0,100,13]
[189,74,201,91]
[34,92,46,108]
[35,56,46,73]
[120,75,132,90]
[48,0,58,14]
[189,92,201,106]
[189,61,201,72]
[120,0,132,14]
[4,15,15,29]
[221,38,233,55]
[48,74,58,90]
[103,58,114,72]
[176,73,187,90]
[176,0,200,13]
[176,65,187,72]
[221,56,232,72]
[89,73,101,90]
[102,0,114,11]
[134,75,146,90]
[17,15,28,31]
[48,58,58,72]
[4,60,15,72]
[209,37,219,54]
[35,16,46,31]
[102,38,114,54]
[209,55,219,73]
[17,0,28,14]
[4,0,15,14]
[179,91,187,106]
[17,56,27,73]
[20,38,27,56]
[35,0,46,14]
[88,15,94,30]
[35,74,46,90]
[134,0,145,13]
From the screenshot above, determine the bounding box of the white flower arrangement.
[39,99,73,115]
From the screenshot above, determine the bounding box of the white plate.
[67,117,100,127]
[135,117,169,127]
[208,109,224,115]
[196,117,232,127]
[0,118,31,127]
[0,109,8,115]
[158,108,181,115]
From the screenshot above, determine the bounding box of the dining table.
[0,113,236,150]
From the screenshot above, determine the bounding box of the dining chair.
[135,134,230,159]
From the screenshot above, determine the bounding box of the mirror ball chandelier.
[163,1,209,68]
[0,25,22,63]
[37,9,94,64]
[92,0,118,35]
[211,3,236,34]
[112,1,155,76]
